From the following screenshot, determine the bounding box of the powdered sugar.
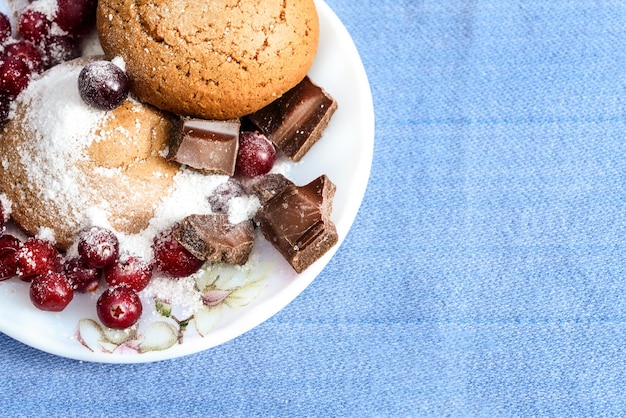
[15,61,105,226]
[144,275,203,317]
[0,193,11,218]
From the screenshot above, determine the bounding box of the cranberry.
[41,35,80,69]
[16,237,62,280]
[64,257,99,293]
[0,234,21,281]
[208,178,246,214]
[103,255,152,292]
[0,56,31,99]
[78,60,129,110]
[29,272,74,312]
[18,8,51,43]
[235,131,276,178]
[96,286,142,329]
[152,225,204,278]
[0,13,11,44]
[77,226,119,269]
[4,40,44,74]
[54,0,97,34]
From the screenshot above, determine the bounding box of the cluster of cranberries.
[0,0,97,123]
[0,199,207,329]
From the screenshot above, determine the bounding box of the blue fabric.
[4,0,626,416]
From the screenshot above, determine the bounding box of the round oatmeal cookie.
[96,0,319,120]
[0,57,180,250]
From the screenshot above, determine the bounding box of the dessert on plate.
[0,0,338,338]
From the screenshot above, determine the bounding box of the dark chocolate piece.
[174,214,254,265]
[255,175,338,273]
[245,77,337,162]
[247,173,295,205]
[167,118,240,175]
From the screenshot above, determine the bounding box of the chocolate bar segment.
[174,214,254,265]
[167,118,240,175]
[245,77,337,162]
[255,175,338,273]
[247,173,295,205]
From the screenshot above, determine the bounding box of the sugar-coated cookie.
[96,0,320,120]
[0,57,180,249]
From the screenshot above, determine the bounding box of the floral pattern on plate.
[77,261,273,354]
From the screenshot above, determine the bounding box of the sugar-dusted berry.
[78,60,129,110]
[77,226,119,269]
[0,56,31,99]
[29,272,74,312]
[64,257,99,293]
[96,286,142,329]
[0,234,21,281]
[235,131,276,178]
[152,225,204,278]
[16,237,62,280]
[103,254,153,292]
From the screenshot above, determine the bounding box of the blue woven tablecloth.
[5,1,626,416]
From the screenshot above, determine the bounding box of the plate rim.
[0,0,375,363]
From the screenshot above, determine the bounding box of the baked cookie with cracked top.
[0,57,180,250]
[96,0,320,120]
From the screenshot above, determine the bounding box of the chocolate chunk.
[167,118,240,175]
[245,77,337,162]
[174,214,254,265]
[247,173,295,205]
[255,175,338,273]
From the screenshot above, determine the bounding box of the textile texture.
[3,0,626,416]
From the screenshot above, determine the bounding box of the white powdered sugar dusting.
[0,193,11,218]
[16,62,106,221]
[28,0,57,19]
[144,275,203,317]
[35,226,56,242]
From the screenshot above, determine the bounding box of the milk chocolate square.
[174,214,254,265]
[255,175,338,273]
[167,118,240,175]
[245,77,337,162]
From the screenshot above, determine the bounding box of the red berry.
[41,35,79,69]
[235,131,276,178]
[16,237,62,280]
[0,13,12,44]
[78,60,129,110]
[77,226,119,269]
[29,272,74,312]
[64,257,99,293]
[0,234,20,256]
[103,255,152,292]
[54,0,97,34]
[18,8,51,43]
[152,225,204,278]
[0,56,31,99]
[4,40,44,74]
[96,286,142,329]
[0,234,21,281]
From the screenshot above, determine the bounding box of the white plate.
[0,0,374,363]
